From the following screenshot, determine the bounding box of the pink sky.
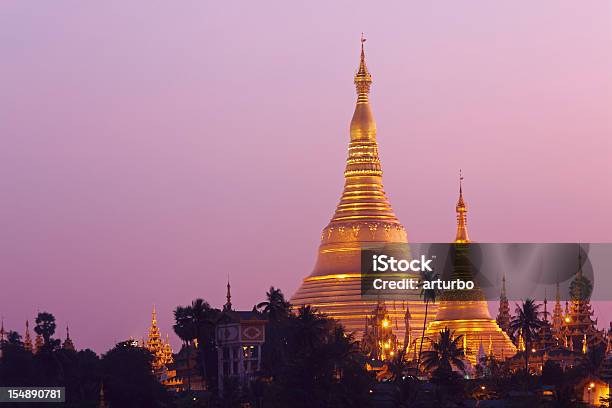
[0,1,611,352]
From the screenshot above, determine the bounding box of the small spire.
[224,277,232,311]
[455,170,470,243]
[354,33,372,97]
[24,320,33,352]
[151,305,157,326]
[0,316,4,342]
[62,325,75,351]
[501,274,507,298]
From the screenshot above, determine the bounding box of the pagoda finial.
[152,305,157,326]
[66,325,70,339]
[0,316,4,342]
[455,170,470,243]
[354,33,372,98]
[501,274,507,298]
[224,276,232,311]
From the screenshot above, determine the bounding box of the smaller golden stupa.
[424,174,516,365]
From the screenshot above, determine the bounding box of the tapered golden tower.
[291,37,434,343]
[424,176,516,364]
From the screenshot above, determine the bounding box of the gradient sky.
[1,1,611,353]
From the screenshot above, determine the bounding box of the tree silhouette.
[34,312,59,351]
[509,299,544,375]
[420,327,465,376]
[257,286,291,320]
[101,341,171,408]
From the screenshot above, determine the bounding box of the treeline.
[0,288,375,408]
[0,312,171,407]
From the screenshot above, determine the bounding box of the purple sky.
[1,2,611,353]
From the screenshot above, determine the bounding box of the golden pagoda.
[424,175,516,365]
[291,36,434,342]
[551,281,565,338]
[162,334,174,365]
[144,306,182,390]
[146,306,166,371]
[495,274,511,335]
[361,300,399,361]
[62,326,76,351]
[559,248,606,352]
[23,320,33,352]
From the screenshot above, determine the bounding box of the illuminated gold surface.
[291,38,435,341]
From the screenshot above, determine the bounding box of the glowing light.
[382,319,390,328]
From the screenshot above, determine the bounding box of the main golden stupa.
[291,38,435,343]
[423,179,516,364]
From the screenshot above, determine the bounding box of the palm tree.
[172,299,220,390]
[189,299,220,388]
[34,312,58,350]
[417,269,439,370]
[420,327,465,377]
[293,305,328,351]
[257,286,291,321]
[173,306,195,346]
[509,299,544,375]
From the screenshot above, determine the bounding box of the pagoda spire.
[0,317,4,343]
[224,277,232,311]
[24,320,33,352]
[327,35,403,232]
[455,170,470,243]
[496,274,511,334]
[63,325,75,351]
